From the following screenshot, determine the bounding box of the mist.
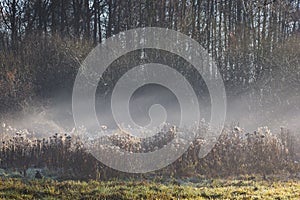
[3,77,299,141]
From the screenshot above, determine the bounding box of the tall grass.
[0,123,298,181]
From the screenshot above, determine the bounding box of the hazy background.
[0,0,299,138]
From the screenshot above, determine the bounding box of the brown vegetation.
[0,124,298,181]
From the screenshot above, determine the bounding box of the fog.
[3,80,300,140]
[2,46,299,138]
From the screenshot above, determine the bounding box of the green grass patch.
[0,178,299,199]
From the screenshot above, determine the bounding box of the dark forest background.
[0,0,299,117]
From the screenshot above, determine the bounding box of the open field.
[1,178,300,200]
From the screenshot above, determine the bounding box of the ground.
[0,177,299,199]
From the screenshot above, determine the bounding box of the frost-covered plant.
[0,123,298,180]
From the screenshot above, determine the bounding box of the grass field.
[0,178,299,199]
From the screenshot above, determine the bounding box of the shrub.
[0,34,92,114]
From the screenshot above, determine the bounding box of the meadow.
[1,124,300,199]
[1,177,300,199]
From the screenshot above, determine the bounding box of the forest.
[0,0,299,112]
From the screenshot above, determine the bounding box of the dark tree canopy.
[0,0,299,114]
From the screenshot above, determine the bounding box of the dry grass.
[0,123,298,181]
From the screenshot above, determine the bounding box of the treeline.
[1,1,299,50]
[0,0,300,113]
